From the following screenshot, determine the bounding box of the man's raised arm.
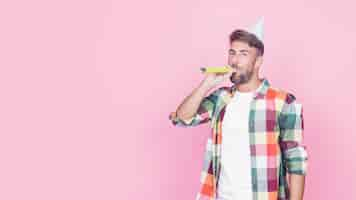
[169,69,234,127]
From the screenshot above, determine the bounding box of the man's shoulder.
[266,85,297,103]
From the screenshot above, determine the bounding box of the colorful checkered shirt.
[169,78,308,200]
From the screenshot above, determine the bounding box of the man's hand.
[201,65,235,89]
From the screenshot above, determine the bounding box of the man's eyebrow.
[228,49,249,53]
[239,49,249,53]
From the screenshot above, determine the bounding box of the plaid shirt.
[169,78,308,200]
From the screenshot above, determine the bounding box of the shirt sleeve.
[168,87,222,127]
[278,93,308,175]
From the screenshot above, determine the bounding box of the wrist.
[200,79,214,90]
[199,82,213,93]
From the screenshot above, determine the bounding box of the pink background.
[1,0,355,199]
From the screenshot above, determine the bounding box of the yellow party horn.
[200,66,233,73]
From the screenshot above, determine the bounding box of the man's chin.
[230,73,242,84]
[230,78,241,85]
[230,75,248,85]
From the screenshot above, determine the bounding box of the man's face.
[228,40,260,85]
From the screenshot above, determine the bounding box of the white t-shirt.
[217,84,262,200]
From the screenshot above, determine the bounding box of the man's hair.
[229,29,264,56]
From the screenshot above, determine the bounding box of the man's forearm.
[288,173,306,200]
[176,81,212,120]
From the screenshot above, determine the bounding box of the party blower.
[200,66,233,73]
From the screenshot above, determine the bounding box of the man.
[169,19,308,200]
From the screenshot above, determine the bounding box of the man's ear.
[254,55,263,68]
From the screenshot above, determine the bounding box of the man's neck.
[235,78,263,93]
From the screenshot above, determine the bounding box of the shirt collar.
[229,77,270,99]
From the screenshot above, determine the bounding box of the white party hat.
[248,17,264,42]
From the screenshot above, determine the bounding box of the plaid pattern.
[169,78,308,200]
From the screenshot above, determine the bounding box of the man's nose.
[229,56,239,64]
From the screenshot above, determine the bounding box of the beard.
[229,70,253,85]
